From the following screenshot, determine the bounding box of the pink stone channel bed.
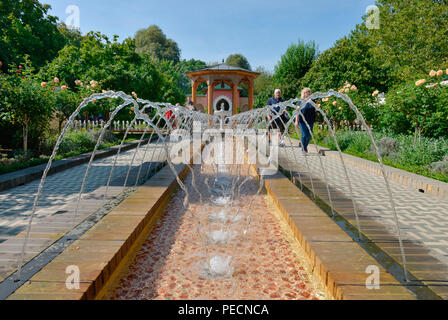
[104,166,328,300]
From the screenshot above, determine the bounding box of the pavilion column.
[207,81,213,115]
[232,83,239,115]
[192,80,198,105]
[248,79,254,110]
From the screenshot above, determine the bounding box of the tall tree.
[370,0,448,82]
[301,27,392,95]
[225,54,251,70]
[58,22,83,48]
[0,57,53,152]
[274,40,318,99]
[176,58,207,94]
[40,32,185,104]
[0,0,66,71]
[253,66,273,95]
[134,25,180,63]
[302,0,448,94]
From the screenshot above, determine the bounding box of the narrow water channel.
[104,165,328,300]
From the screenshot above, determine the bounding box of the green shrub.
[395,135,448,167]
[370,137,399,159]
[322,130,371,153]
[346,132,372,154]
[430,156,448,175]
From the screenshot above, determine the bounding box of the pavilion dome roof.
[186,63,260,77]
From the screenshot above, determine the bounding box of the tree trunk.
[414,126,418,145]
[58,119,64,134]
[23,122,28,154]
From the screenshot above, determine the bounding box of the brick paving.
[278,138,448,266]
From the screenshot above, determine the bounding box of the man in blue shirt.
[295,88,316,155]
[267,89,288,146]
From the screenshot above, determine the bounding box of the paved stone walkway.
[0,140,167,281]
[278,138,448,266]
[0,141,167,241]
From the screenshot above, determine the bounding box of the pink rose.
[54,77,59,84]
[350,85,357,91]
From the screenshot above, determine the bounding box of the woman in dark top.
[295,88,316,154]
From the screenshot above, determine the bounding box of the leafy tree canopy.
[0,0,66,71]
[302,0,448,95]
[40,32,185,104]
[57,22,83,48]
[225,54,251,70]
[273,40,318,99]
[134,25,180,63]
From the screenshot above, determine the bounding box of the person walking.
[295,88,316,155]
[267,89,288,146]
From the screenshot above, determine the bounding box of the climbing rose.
[90,80,98,88]
[61,85,68,90]
[338,106,342,111]
[436,70,444,77]
[41,82,47,87]
[333,101,337,106]
[344,88,350,93]
[132,92,138,99]
[54,77,59,84]
[372,90,379,97]
[350,85,357,91]
[75,80,82,85]
[415,79,426,86]
[322,97,329,102]
[429,70,437,77]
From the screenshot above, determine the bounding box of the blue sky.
[43,0,374,71]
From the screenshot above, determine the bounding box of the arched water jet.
[14,88,409,295]
[15,91,136,280]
